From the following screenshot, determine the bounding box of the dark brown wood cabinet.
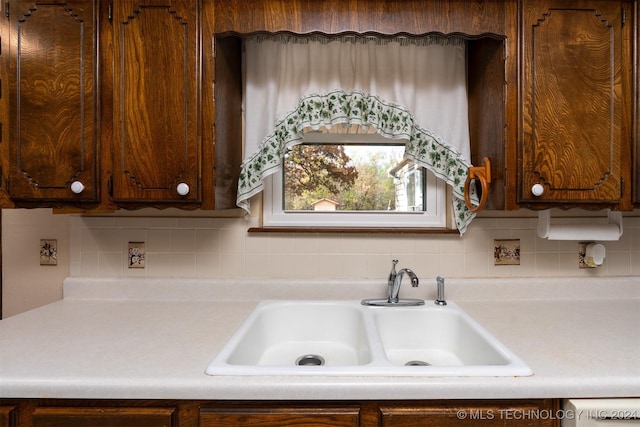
[519,0,634,209]
[1,400,199,427]
[200,400,559,427]
[1,0,638,211]
[636,7,640,207]
[108,0,202,207]
[0,0,219,211]
[0,406,16,427]
[0,399,561,427]
[31,406,177,427]
[2,0,100,207]
[200,403,362,427]
[379,400,559,427]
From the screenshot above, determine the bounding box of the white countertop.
[0,277,639,400]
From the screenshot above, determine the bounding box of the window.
[262,129,448,228]
[240,35,477,233]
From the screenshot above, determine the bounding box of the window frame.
[261,133,449,229]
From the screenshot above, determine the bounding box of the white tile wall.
[3,208,639,317]
[68,211,640,280]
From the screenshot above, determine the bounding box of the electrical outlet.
[128,242,145,268]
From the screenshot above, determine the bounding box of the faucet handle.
[435,276,447,305]
[388,259,398,285]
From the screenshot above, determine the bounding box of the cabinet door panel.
[0,406,16,427]
[520,1,625,205]
[111,0,200,204]
[32,406,176,427]
[7,0,98,203]
[380,401,558,427]
[200,406,360,427]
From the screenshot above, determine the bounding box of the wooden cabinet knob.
[70,181,85,194]
[176,183,190,196]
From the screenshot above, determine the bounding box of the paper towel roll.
[543,224,621,241]
[537,210,623,241]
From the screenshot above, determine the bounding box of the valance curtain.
[238,35,477,233]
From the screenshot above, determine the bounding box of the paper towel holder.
[537,209,623,241]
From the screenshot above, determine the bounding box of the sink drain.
[295,354,325,366]
[405,360,431,366]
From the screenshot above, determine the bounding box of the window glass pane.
[401,169,426,212]
[283,143,426,212]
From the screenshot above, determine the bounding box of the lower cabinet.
[0,399,559,427]
[0,401,199,427]
[199,399,559,427]
[0,406,16,427]
[378,400,559,427]
[30,407,177,427]
[200,402,362,427]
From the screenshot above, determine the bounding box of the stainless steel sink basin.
[205,300,532,377]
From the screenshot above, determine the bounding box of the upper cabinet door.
[111,0,200,205]
[5,0,99,204]
[520,1,632,208]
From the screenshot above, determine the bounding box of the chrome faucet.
[388,268,419,303]
[361,260,424,306]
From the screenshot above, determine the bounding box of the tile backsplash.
[3,208,639,317]
[69,211,640,280]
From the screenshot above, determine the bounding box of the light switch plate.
[128,242,145,268]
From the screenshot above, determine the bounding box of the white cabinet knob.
[531,183,544,197]
[70,181,85,194]
[176,182,190,196]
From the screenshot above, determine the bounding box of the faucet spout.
[388,268,419,303]
[361,260,424,307]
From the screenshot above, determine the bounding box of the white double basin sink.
[205,300,533,377]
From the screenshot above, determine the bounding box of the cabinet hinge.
[622,7,626,26]
[621,179,625,198]
[108,175,113,196]
[4,3,9,19]
[108,3,112,22]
